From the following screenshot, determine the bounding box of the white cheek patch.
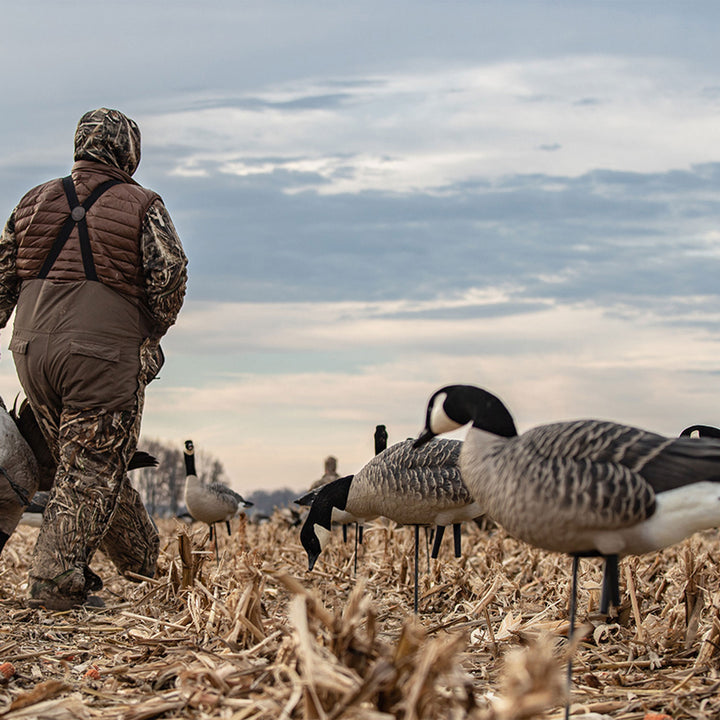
[315,524,332,551]
[429,392,461,434]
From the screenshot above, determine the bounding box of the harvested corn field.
[1,515,719,719]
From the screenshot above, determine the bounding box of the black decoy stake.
[565,556,581,720]
[564,552,621,719]
[414,524,420,613]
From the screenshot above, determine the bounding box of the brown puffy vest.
[13,161,159,300]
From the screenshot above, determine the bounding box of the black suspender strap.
[37,175,124,280]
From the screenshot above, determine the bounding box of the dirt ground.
[1,514,719,719]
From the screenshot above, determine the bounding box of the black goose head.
[299,475,353,570]
[415,384,517,448]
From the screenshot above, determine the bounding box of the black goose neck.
[309,475,352,529]
[184,451,196,476]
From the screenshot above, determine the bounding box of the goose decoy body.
[300,437,482,611]
[183,440,253,558]
[415,384,720,718]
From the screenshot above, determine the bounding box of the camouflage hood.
[73,108,141,176]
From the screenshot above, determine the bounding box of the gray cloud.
[142,162,720,320]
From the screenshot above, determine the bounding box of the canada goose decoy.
[300,437,482,612]
[415,384,720,716]
[183,440,253,563]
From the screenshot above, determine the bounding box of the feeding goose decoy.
[183,440,253,562]
[414,384,720,716]
[300,437,482,612]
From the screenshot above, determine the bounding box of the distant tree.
[245,487,299,517]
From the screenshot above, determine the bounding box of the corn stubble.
[1,515,719,719]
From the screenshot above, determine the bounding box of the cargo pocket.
[64,341,128,408]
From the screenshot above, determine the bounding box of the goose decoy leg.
[600,555,620,614]
[452,523,462,558]
[430,525,445,559]
[225,520,232,536]
[343,523,348,543]
[414,524,420,614]
[565,555,581,720]
[212,523,220,566]
[358,524,363,544]
[424,527,431,570]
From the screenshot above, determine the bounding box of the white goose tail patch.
[596,482,720,556]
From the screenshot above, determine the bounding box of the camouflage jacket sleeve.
[0,208,20,330]
[141,199,188,339]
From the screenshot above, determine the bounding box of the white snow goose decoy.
[300,437,482,612]
[414,384,720,713]
[183,440,253,562]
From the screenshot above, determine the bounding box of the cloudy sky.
[3,1,720,493]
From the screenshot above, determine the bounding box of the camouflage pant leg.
[100,476,159,579]
[29,405,142,596]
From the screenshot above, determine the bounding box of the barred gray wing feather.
[356,438,471,517]
[206,483,241,513]
[492,422,658,533]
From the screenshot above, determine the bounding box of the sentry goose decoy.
[183,440,253,563]
[415,384,720,715]
[300,437,482,612]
